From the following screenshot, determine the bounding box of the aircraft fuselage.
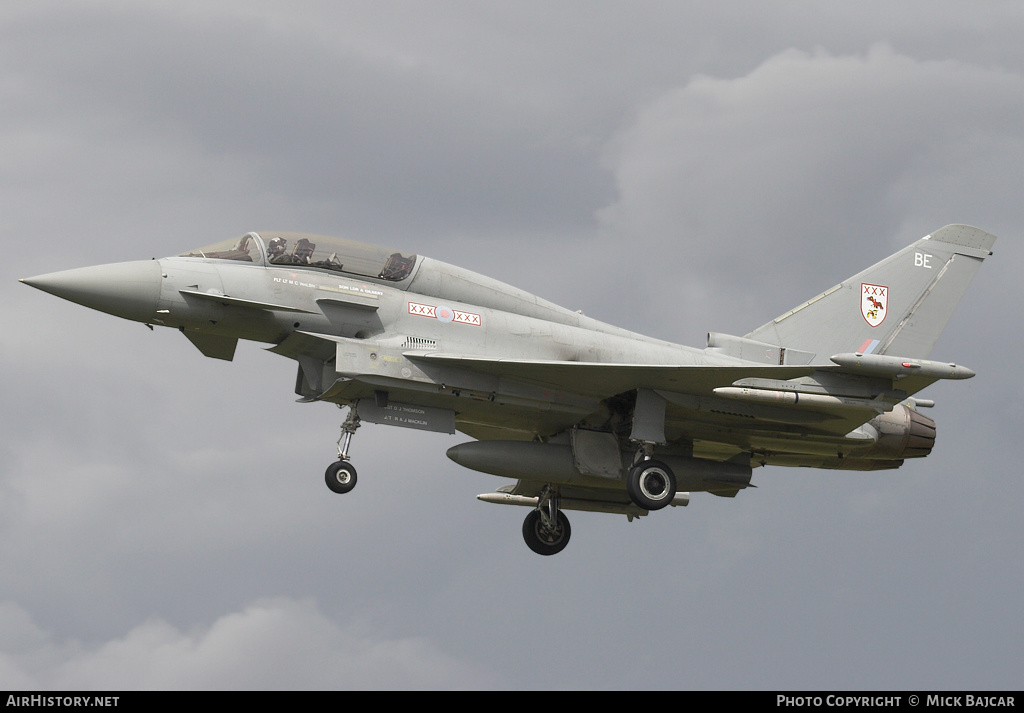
[22,225,994,555]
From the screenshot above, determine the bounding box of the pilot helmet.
[267,236,286,257]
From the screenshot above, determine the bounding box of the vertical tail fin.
[744,225,996,362]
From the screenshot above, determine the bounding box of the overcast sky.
[2,1,1022,690]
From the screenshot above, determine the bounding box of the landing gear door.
[570,429,624,479]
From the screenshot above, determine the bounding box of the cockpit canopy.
[178,232,417,282]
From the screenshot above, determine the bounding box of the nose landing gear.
[325,406,360,494]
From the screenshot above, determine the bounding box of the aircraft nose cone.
[20,260,162,323]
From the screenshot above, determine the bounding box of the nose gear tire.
[325,461,358,494]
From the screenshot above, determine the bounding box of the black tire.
[325,460,358,494]
[522,509,571,556]
[626,460,676,510]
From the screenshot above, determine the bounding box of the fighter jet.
[20,225,995,555]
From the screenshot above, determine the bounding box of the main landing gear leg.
[522,486,571,556]
[626,387,677,511]
[325,405,360,494]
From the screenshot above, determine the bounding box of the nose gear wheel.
[325,460,357,494]
[325,405,361,495]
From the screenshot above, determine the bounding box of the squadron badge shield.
[861,283,888,327]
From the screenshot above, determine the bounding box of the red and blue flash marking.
[857,338,880,355]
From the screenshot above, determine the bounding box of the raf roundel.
[436,305,455,323]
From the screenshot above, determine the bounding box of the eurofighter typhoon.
[21,225,995,554]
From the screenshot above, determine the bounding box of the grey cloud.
[1,598,501,689]
[596,45,1024,339]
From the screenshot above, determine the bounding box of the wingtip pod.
[830,352,975,379]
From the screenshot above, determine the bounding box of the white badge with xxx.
[861,283,888,327]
